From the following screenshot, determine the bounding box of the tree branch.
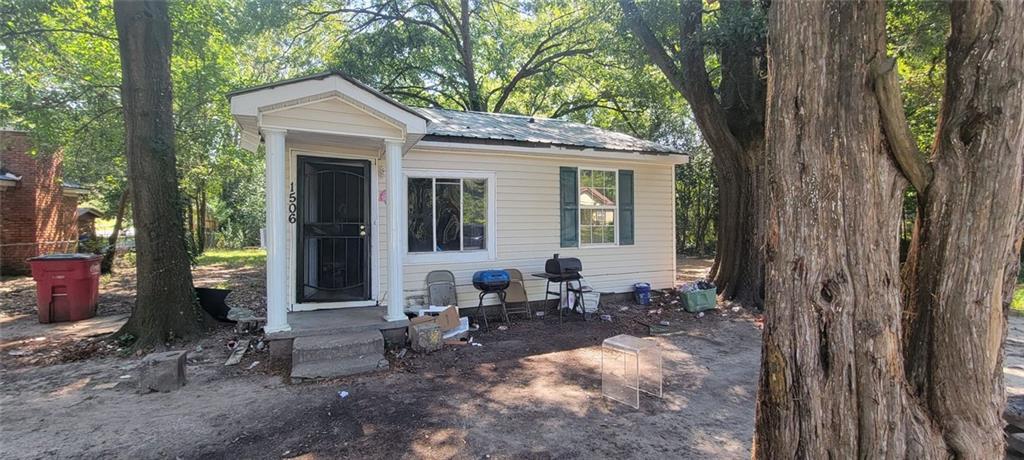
[872,57,933,192]
[1,28,116,42]
[618,0,744,157]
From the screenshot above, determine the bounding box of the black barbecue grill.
[532,254,592,321]
[544,254,582,280]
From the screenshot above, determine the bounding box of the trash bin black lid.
[27,253,100,261]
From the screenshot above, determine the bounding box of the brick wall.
[0,131,79,275]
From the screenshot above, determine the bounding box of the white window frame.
[403,169,497,264]
[578,167,619,247]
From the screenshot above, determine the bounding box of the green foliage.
[886,0,948,153]
[196,248,267,268]
[675,145,716,255]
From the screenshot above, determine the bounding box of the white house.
[228,71,687,347]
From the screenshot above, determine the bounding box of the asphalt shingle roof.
[417,108,683,155]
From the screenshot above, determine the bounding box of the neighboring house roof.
[418,108,683,155]
[77,207,103,218]
[580,186,616,206]
[228,71,684,156]
[62,180,90,196]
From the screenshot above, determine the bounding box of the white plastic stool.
[601,334,662,408]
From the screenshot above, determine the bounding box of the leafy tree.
[618,0,768,306]
[113,0,211,346]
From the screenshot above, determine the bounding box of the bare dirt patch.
[1,261,763,459]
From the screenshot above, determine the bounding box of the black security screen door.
[296,156,371,303]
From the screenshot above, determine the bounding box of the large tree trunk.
[114,0,210,347]
[100,187,129,274]
[755,0,1024,457]
[619,0,767,307]
[709,143,764,306]
[900,1,1024,455]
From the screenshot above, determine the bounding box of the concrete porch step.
[290,353,389,381]
[292,330,384,365]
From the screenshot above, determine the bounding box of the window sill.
[579,243,620,249]
[404,249,495,265]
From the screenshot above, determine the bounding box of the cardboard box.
[409,305,460,334]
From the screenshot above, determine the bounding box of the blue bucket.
[633,282,652,305]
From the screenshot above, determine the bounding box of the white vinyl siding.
[395,148,675,309]
[282,142,675,311]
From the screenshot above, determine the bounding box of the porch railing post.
[263,128,290,333]
[384,140,406,321]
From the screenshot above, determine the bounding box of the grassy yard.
[1015,284,1024,313]
[195,248,266,268]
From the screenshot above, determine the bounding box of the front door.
[296,156,371,303]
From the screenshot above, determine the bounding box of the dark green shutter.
[559,166,578,247]
[619,169,635,245]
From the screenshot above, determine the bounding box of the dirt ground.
[0,255,770,459]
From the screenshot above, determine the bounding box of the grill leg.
[477,291,490,332]
[499,291,510,325]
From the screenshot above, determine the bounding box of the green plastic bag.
[681,288,717,313]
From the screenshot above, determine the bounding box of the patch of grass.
[196,248,266,268]
[1013,284,1024,314]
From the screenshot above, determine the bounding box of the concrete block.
[292,331,383,364]
[290,353,389,382]
[410,322,442,353]
[380,326,408,349]
[139,350,187,392]
[268,338,293,372]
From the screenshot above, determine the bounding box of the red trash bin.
[27,254,102,323]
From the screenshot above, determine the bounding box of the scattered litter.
[118,375,131,379]
[471,343,483,347]
[497,325,508,331]
[337,390,350,399]
[7,349,29,356]
[618,306,629,312]
[32,337,45,341]
[226,340,237,349]
[224,338,251,366]
[246,361,260,370]
[600,314,612,322]
[194,345,203,353]
[396,348,407,359]
[659,320,670,326]
[255,340,266,351]
[731,306,741,312]
[697,312,705,318]
[93,382,119,390]
[535,311,546,317]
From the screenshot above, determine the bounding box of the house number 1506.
[287,183,297,223]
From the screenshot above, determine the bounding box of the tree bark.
[900,1,1024,456]
[756,0,1024,456]
[113,0,210,347]
[100,186,129,274]
[619,0,766,307]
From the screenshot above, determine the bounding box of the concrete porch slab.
[265,307,409,340]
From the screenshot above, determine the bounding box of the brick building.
[0,130,89,275]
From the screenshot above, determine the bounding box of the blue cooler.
[633,282,652,305]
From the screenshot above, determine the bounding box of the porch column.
[263,128,290,333]
[384,140,406,321]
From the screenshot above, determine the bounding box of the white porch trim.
[263,128,291,333]
[384,140,406,322]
